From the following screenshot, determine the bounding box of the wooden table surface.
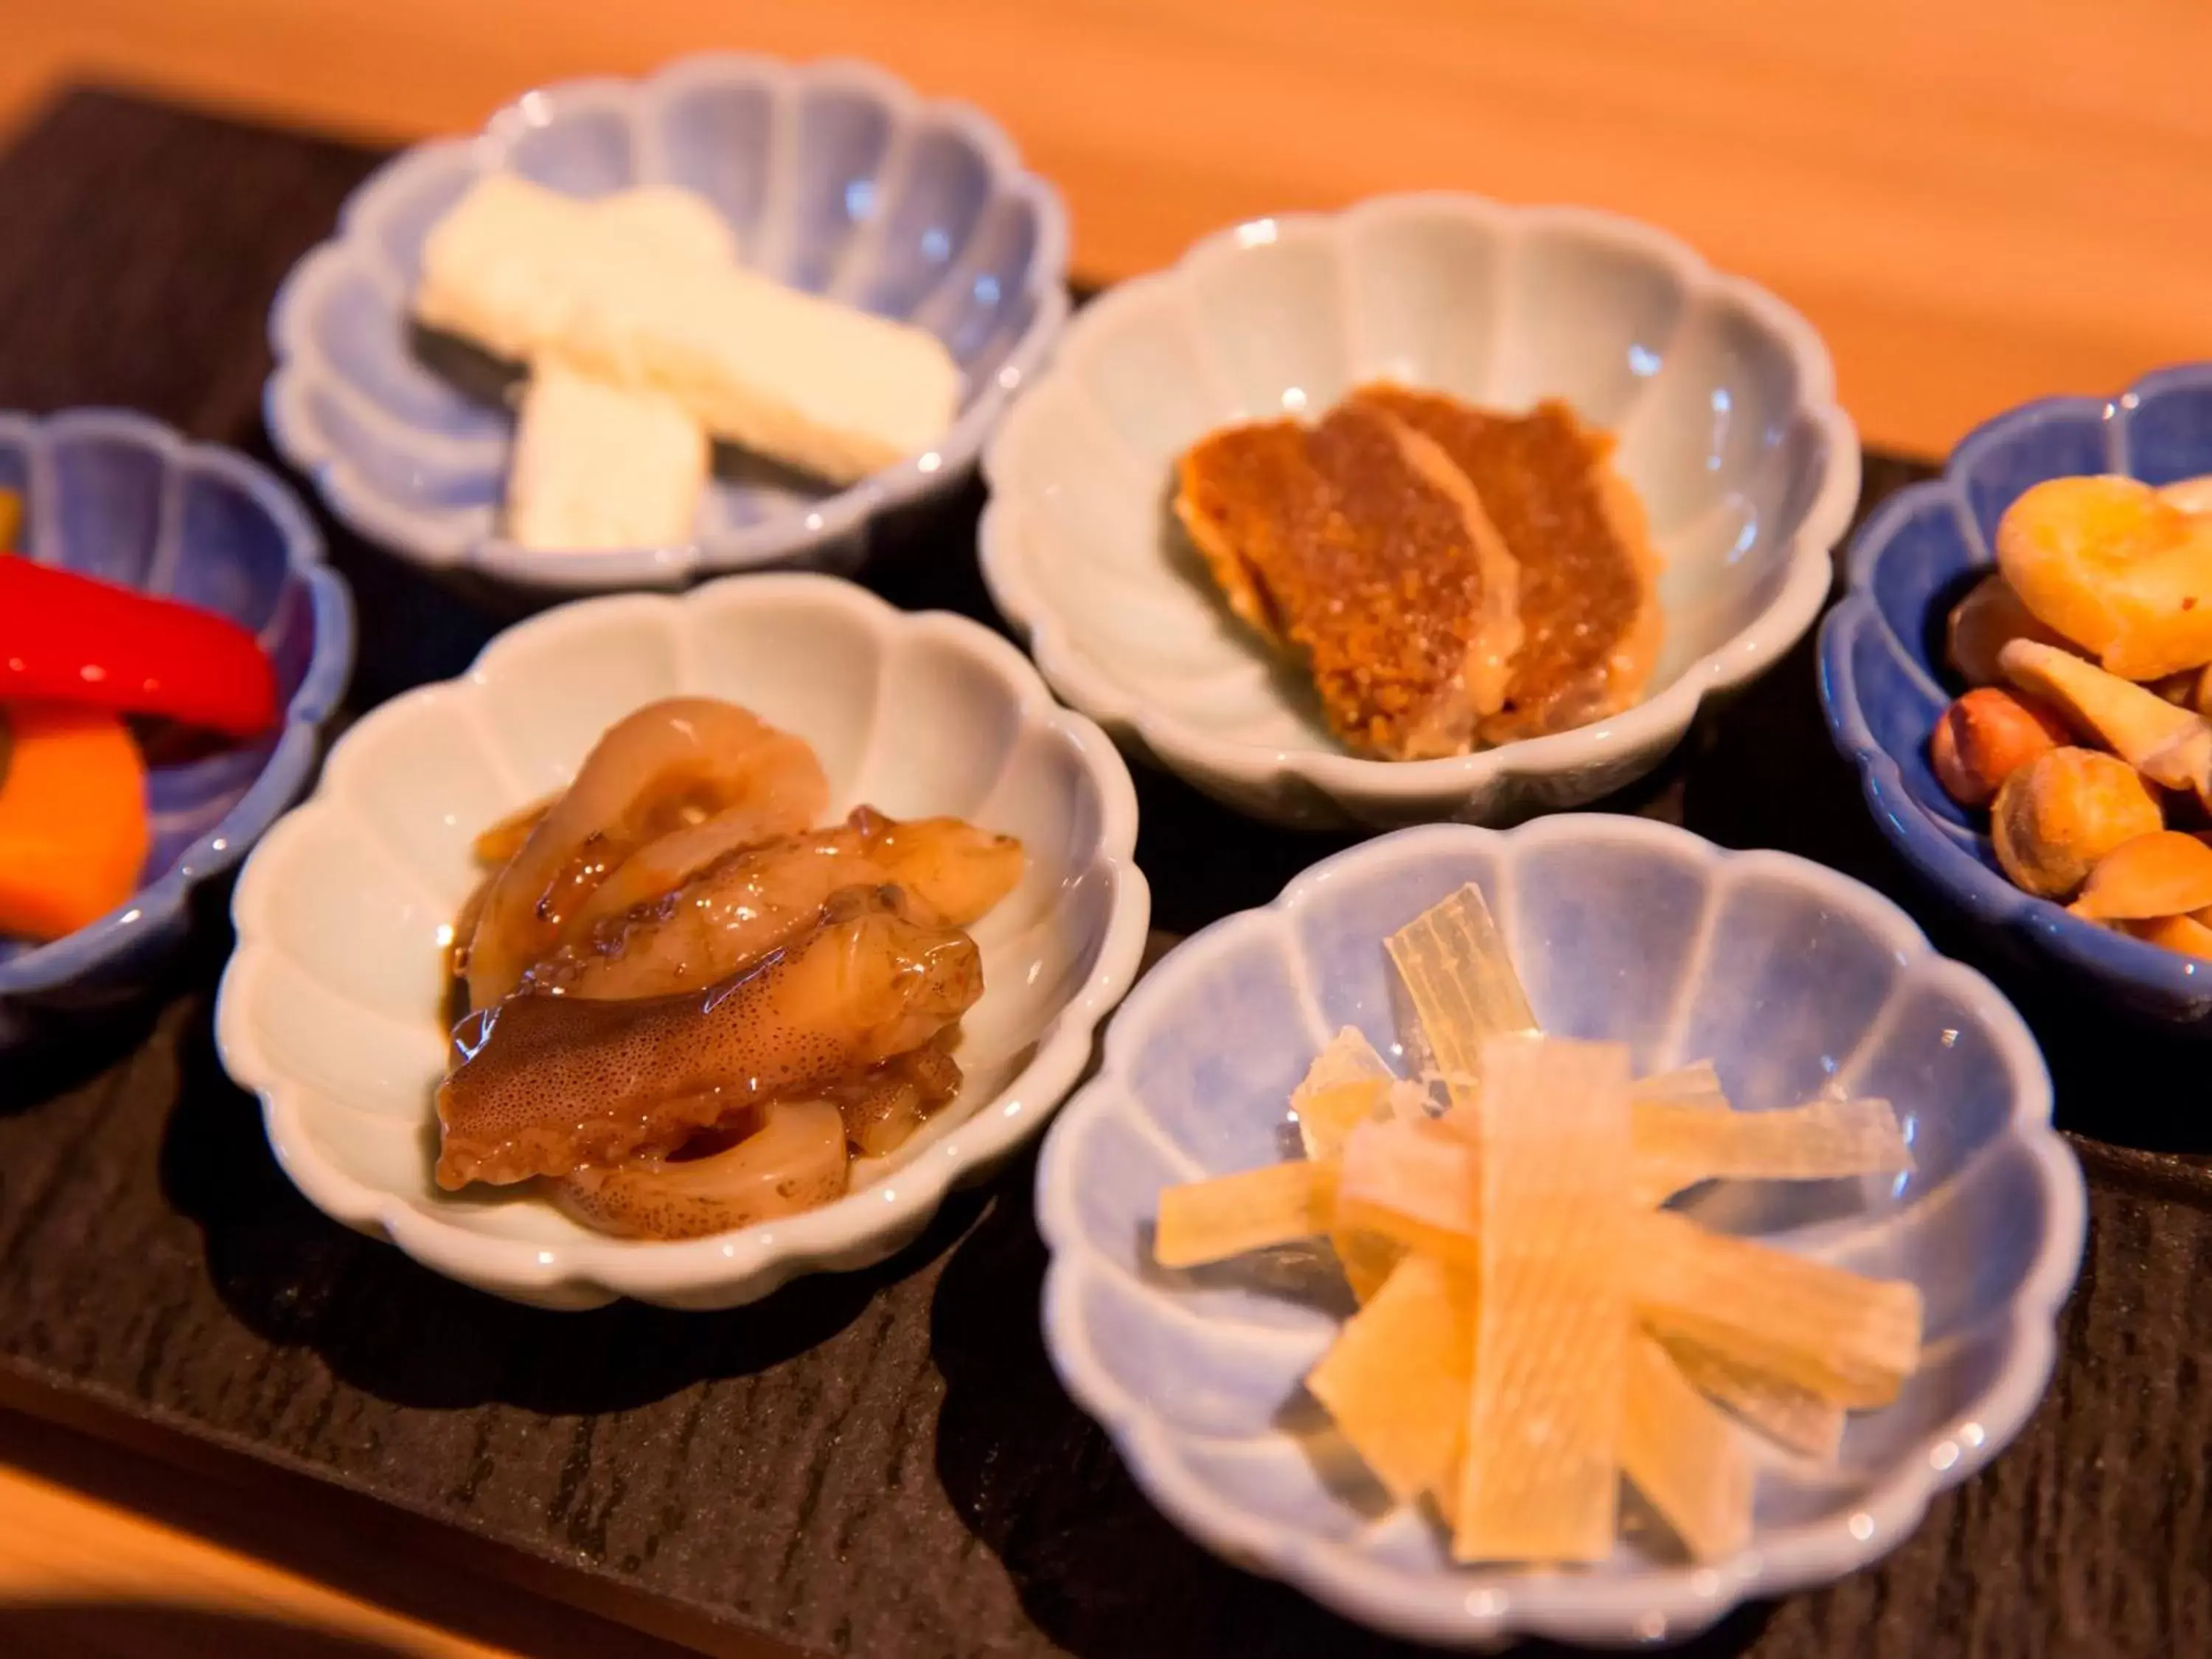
[6,0,2212,458]
[0,5,2208,1655]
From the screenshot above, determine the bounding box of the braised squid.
[435,698,1023,1239]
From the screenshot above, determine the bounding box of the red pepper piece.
[0,556,279,739]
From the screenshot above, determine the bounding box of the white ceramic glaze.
[217,574,1149,1309]
[1037,818,2082,1646]
[981,195,1861,827]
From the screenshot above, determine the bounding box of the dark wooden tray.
[0,86,2206,1659]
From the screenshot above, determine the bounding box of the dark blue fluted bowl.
[0,409,354,1048]
[1819,364,2212,1028]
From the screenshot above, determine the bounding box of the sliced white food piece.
[1454,1035,1632,1565]
[1337,1116,1481,1267]
[1386,883,1537,1110]
[1305,1254,1477,1503]
[1153,1161,1338,1269]
[416,173,961,483]
[1631,1208,1923,1409]
[1632,1095,1912,1206]
[1661,1334,1848,1463]
[1621,1331,1756,1563]
[1293,1028,1394,1161]
[505,361,707,552]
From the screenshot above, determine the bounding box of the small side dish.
[1152,885,1918,1566]
[1176,388,1660,758]
[0,505,279,944]
[436,695,1023,1241]
[413,173,961,553]
[1927,473,2212,956]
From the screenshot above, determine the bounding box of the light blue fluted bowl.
[1820,364,2212,1028]
[266,53,1069,591]
[0,408,354,1049]
[1036,817,2083,1649]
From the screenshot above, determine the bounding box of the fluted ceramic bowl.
[981,195,1860,827]
[1821,364,2212,1029]
[216,574,1148,1310]
[0,409,352,1051]
[268,54,1068,591]
[1038,817,2082,1647]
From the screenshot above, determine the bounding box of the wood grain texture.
[0,88,2209,1659]
[6,0,2212,455]
[0,1410,702,1658]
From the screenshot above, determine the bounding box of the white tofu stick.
[504,361,707,553]
[417,174,961,484]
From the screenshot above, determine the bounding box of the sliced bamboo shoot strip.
[1292,1029,1394,1161]
[1337,1117,1481,1267]
[1631,1209,1923,1409]
[1661,1334,1848,1462]
[1621,1332,1756,1562]
[1631,1096,1913,1206]
[1386,883,1537,1107]
[1306,1255,1476,1503]
[1155,1161,1338,1268]
[1454,1036,1632,1565]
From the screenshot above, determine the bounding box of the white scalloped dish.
[217,574,1148,1310]
[1036,818,2082,1646]
[981,195,1862,827]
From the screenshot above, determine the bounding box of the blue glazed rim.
[1818,362,2212,1014]
[0,408,357,999]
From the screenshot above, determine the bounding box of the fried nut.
[2068,831,2212,921]
[1990,746,2163,900]
[1928,689,2069,807]
[1998,639,2212,799]
[1944,572,2074,689]
[2120,912,2212,960]
[1997,476,2212,681]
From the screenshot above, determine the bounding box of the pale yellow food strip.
[1661,1335,1848,1463]
[1621,1331,1756,1563]
[1382,1078,1439,1124]
[1332,1228,1407,1303]
[1337,1117,1482,1267]
[1630,1209,1923,1408]
[1454,1035,1632,1565]
[1298,1082,1390,1163]
[1154,1161,1338,1268]
[1386,884,1538,1105]
[1293,1029,1396,1160]
[1290,1032,1416,1298]
[1629,1058,1727,1107]
[1306,1256,1478,1502]
[1632,1096,1913,1206]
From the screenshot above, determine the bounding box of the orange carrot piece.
[0,702,150,942]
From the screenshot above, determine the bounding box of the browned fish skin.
[1175,403,1521,759]
[1353,386,1660,743]
[435,887,981,1189]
